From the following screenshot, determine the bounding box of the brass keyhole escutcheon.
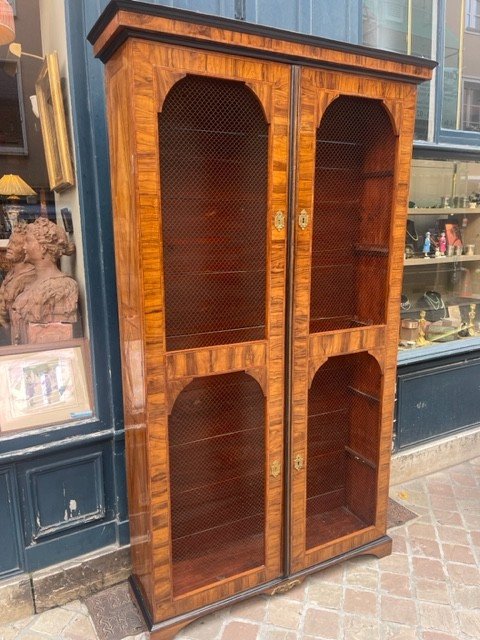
[294,454,304,471]
[274,210,285,231]
[298,209,309,230]
[270,460,281,478]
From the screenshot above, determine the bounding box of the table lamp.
[0,174,36,229]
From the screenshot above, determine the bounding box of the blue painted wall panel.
[0,467,23,578]
[397,357,480,449]
[16,442,116,570]
[25,453,105,541]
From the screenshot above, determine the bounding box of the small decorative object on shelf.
[439,232,446,255]
[423,231,431,258]
[416,310,428,346]
[441,195,451,208]
[400,319,419,343]
[468,304,476,337]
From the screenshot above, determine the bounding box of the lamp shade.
[0,0,15,46]
[0,174,36,198]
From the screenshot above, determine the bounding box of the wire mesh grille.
[168,372,266,596]
[310,97,396,333]
[306,353,381,550]
[159,75,269,352]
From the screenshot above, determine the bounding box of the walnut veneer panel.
[105,39,289,622]
[289,66,418,573]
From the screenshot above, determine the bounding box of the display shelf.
[408,207,480,215]
[398,335,480,364]
[404,255,480,266]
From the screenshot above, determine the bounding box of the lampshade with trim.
[0,174,36,199]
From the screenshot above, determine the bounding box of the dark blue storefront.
[1,0,479,602]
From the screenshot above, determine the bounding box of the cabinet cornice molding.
[89,0,436,85]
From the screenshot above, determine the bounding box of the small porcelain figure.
[439,232,447,256]
[423,231,431,258]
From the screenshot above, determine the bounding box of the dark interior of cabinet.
[310,97,396,333]
[306,353,381,550]
[159,75,268,352]
[168,372,266,596]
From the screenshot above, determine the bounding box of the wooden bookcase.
[89,3,435,638]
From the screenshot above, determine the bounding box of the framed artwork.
[35,51,75,192]
[0,340,92,434]
[445,222,463,248]
[0,59,28,155]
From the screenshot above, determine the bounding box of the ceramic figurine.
[439,232,446,256]
[423,231,431,258]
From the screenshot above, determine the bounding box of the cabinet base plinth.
[132,535,392,640]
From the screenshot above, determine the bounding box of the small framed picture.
[0,339,92,434]
[448,305,462,324]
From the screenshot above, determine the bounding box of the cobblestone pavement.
[1,457,478,640]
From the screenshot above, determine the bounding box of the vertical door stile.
[289,68,317,573]
[283,64,301,576]
[263,63,290,580]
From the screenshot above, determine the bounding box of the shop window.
[401,159,480,357]
[362,0,434,141]
[463,80,480,132]
[466,0,480,32]
[442,0,480,133]
[0,0,92,437]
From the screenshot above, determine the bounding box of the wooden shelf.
[404,255,480,266]
[408,207,480,216]
[306,507,369,550]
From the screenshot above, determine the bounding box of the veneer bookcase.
[89,3,435,637]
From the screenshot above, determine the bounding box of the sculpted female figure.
[0,223,35,336]
[11,218,78,345]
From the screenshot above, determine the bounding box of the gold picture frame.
[35,51,75,192]
[0,339,92,434]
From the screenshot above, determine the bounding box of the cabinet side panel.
[105,50,153,608]
[376,87,418,531]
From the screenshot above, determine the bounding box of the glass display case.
[401,159,480,353]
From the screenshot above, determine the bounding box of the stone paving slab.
[0,457,478,640]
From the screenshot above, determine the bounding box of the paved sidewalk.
[1,457,479,640]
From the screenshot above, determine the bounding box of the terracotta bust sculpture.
[0,223,35,337]
[10,218,78,345]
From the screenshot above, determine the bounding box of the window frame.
[466,0,480,33]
